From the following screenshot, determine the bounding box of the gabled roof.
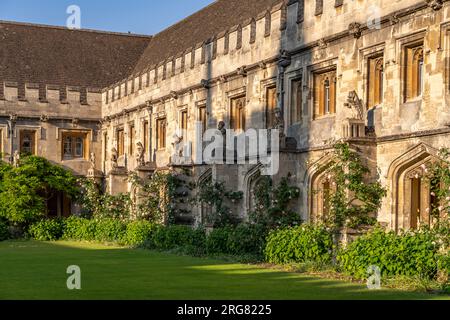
[0,21,152,88]
[132,0,282,74]
[0,0,283,89]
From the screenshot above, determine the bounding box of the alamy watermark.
[367,265,381,290]
[170,123,280,176]
[66,265,81,290]
[66,5,81,30]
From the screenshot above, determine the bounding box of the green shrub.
[28,219,65,241]
[228,224,268,256]
[264,224,334,265]
[147,225,206,254]
[0,220,9,241]
[124,220,157,246]
[206,227,233,254]
[337,227,444,280]
[62,216,96,241]
[94,218,127,243]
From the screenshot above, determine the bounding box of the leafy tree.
[249,175,301,229]
[317,142,387,230]
[195,180,243,227]
[0,156,80,225]
[424,148,450,223]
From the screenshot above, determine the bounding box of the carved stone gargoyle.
[344,91,364,120]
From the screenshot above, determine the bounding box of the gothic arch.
[387,143,442,232]
[197,168,212,224]
[304,152,335,223]
[244,163,266,215]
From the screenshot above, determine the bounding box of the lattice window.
[290,78,302,124]
[156,118,167,149]
[230,96,246,131]
[368,55,384,108]
[20,130,36,155]
[314,69,337,118]
[266,86,277,128]
[405,44,424,101]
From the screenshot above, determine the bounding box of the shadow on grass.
[0,240,446,300]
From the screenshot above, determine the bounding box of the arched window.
[314,69,336,118]
[415,48,424,96]
[405,44,424,101]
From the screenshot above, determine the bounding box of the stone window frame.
[128,121,136,157]
[260,77,278,129]
[367,53,385,109]
[155,116,167,150]
[226,86,247,131]
[307,59,338,121]
[141,119,150,155]
[313,68,337,119]
[177,105,189,139]
[358,43,386,110]
[286,68,304,126]
[115,126,125,157]
[196,100,208,135]
[404,44,424,102]
[441,22,450,95]
[395,30,426,105]
[61,130,89,161]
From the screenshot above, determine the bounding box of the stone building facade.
[1,0,450,230]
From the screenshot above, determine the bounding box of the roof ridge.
[0,19,153,39]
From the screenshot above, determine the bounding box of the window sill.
[313,113,336,121]
[61,158,87,162]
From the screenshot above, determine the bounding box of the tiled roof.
[0,0,283,89]
[132,0,282,74]
[0,21,152,88]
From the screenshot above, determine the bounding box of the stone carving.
[40,114,49,122]
[344,91,364,120]
[216,121,225,136]
[425,0,443,11]
[110,148,118,169]
[274,107,285,137]
[172,132,184,157]
[318,38,327,49]
[237,66,247,77]
[170,91,178,100]
[136,142,145,166]
[200,79,210,89]
[72,118,79,127]
[13,150,20,168]
[349,22,362,39]
[89,152,96,169]
[9,114,18,122]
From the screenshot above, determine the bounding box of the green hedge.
[264,224,334,265]
[0,220,9,241]
[206,227,233,255]
[28,219,65,241]
[141,225,206,256]
[337,227,447,280]
[124,220,158,246]
[227,224,268,256]
[62,216,97,241]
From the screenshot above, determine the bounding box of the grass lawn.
[0,240,448,300]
